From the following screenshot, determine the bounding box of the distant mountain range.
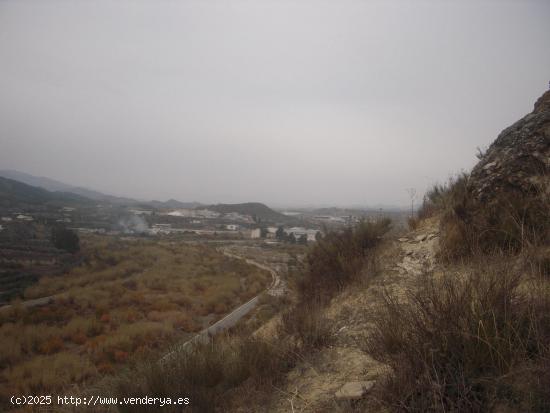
[204,202,297,224]
[0,170,201,209]
[144,199,202,209]
[0,171,313,222]
[0,176,93,208]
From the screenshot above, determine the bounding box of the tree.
[275,226,285,240]
[288,233,296,244]
[315,231,322,241]
[298,234,307,245]
[51,226,80,253]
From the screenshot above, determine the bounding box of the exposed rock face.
[439,91,550,256]
[469,90,550,203]
[334,380,375,400]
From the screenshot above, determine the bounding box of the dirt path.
[238,220,440,412]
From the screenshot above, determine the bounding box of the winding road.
[160,248,284,363]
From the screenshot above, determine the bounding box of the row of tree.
[274,226,313,245]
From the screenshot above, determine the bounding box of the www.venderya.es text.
[11,395,190,407]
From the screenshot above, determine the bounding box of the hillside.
[145,199,203,209]
[203,202,295,224]
[225,91,550,412]
[0,170,137,205]
[0,170,201,209]
[113,91,550,413]
[436,90,549,257]
[0,176,92,208]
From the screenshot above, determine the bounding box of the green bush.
[51,226,80,253]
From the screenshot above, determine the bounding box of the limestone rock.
[334,380,375,400]
[469,90,550,204]
[415,234,427,242]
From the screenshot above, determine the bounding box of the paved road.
[0,295,55,312]
[160,250,283,363]
[0,247,281,362]
[219,248,285,296]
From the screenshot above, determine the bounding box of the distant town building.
[166,209,221,219]
[250,228,262,239]
[224,212,254,223]
[129,209,153,215]
[16,214,33,221]
[313,215,346,223]
[284,227,320,242]
[225,224,239,231]
[266,226,278,239]
[150,223,171,234]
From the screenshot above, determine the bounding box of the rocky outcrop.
[469,90,550,203]
[334,381,375,400]
[439,90,550,256]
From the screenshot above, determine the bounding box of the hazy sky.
[1,0,549,207]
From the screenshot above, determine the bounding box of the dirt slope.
[231,218,440,412]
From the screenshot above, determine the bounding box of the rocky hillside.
[432,91,550,256]
[470,90,549,203]
[109,91,550,413]
[230,91,550,412]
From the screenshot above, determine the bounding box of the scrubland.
[5,173,545,412]
[110,220,391,413]
[0,235,269,406]
[365,175,550,412]
[110,174,550,412]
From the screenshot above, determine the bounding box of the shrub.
[0,334,22,368]
[51,226,80,253]
[279,299,332,350]
[416,173,469,220]
[3,353,97,395]
[38,337,64,355]
[112,335,294,413]
[366,261,550,412]
[421,172,549,260]
[407,216,420,230]
[300,219,391,302]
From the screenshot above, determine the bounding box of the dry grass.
[366,258,550,412]
[277,219,389,357]
[109,221,389,413]
[373,167,550,411]
[0,235,270,408]
[279,299,333,350]
[417,173,549,260]
[299,219,391,302]
[111,334,296,413]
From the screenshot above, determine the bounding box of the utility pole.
[406,188,417,218]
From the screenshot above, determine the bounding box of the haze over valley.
[0,1,549,412]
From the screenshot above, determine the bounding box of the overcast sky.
[0,0,548,207]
